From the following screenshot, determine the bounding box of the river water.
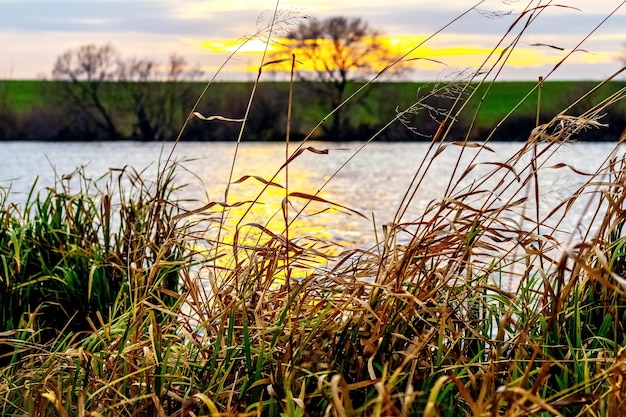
[0,140,623,248]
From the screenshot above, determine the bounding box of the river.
[0,140,623,248]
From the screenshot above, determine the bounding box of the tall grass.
[2,1,626,416]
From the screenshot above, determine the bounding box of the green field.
[0,80,47,114]
[0,79,614,118]
[367,80,625,126]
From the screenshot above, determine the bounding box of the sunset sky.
[1,0,626,81]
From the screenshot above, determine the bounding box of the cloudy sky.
[2,0,626,81]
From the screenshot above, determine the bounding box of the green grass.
[0,162,187,342]
[0,79,48,114]
[468,81,568,124]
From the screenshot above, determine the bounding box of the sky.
[1,0,626,81]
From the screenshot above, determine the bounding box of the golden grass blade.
[285,192,367,219]
[41,391,70,417]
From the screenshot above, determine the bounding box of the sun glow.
[377,35,575,70]
[201,38,279,54]
[198,33,618,77]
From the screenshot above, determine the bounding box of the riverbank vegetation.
[2,2,626,416]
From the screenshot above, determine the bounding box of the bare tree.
[53,45,203,140]
[52,44,121,139]
[116,56,162,140]
[281,17,405,138]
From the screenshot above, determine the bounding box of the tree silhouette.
[281,17,405,139]
[53,44,122,139]
[52,44,202,140]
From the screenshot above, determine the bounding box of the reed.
[2,2,626,416]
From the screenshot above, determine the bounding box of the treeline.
[1,79,625,142]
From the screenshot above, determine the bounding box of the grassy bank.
[0,80,45,114]
[2,3,626,416]
[0,79,561,121]
[2,79,625,141]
